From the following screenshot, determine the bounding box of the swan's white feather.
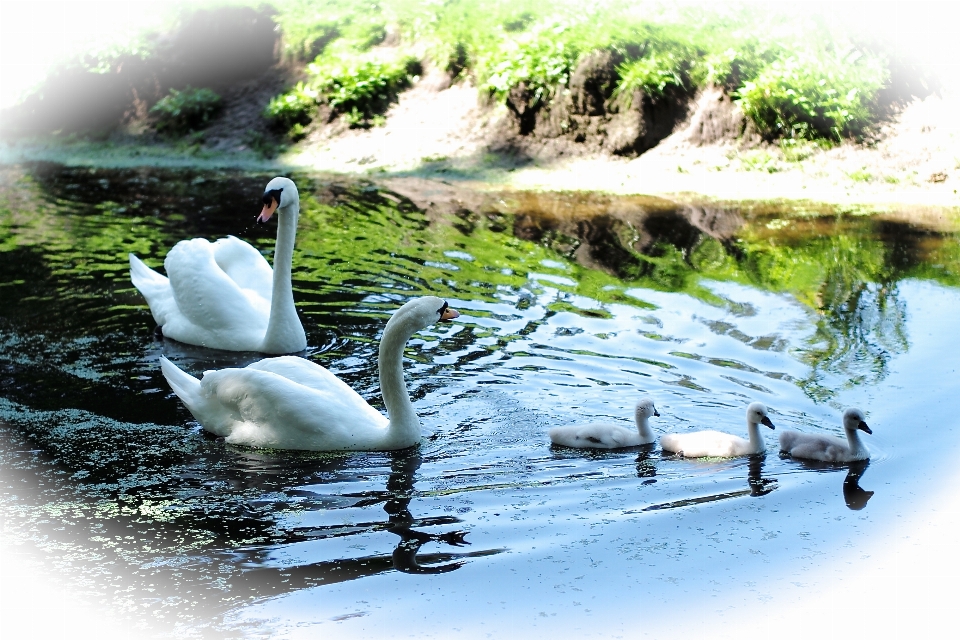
[659,402,774,458]
[129,253,178,327]
[159,296,460,452]
[163,356,389,450]
[660,430,751,458]
[130,177,306,354]
[160,237,269,349]
[211,235,273,301]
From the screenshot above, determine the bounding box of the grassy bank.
[2,1,938,146]
[262,0,933,141]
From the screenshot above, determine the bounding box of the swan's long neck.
[746,421,765,454]
[636,416,654,441]
[378,314,422,446]
[260,201,306,354]
[845,429,867,458]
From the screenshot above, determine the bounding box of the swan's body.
[129,177,306,354]
[779,407,871,462]
[660,402,775,458]
[160,296,459,451]
[549,398,659,449]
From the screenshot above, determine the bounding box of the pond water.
[2,164,960,639]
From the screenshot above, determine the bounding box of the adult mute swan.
[779,407,871,462]
[660,402,775,458]
[549,398,659,449]
[159,296,460,451]
[129,176,307,354]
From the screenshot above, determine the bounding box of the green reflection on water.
[3,164,960,635]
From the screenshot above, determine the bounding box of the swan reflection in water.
[842,460,874,510]
[376,449,489,574]
[229,448,503,595]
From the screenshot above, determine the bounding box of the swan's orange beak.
[258,198,279,223]
[439,307,460,322]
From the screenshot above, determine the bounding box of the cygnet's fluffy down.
[779,407,872,462]
[549,398,659,449]
[660,401,775,458]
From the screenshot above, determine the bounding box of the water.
[2,163,960,638]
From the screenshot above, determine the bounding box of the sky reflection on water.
[1,164,959,638]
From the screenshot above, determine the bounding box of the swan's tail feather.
[130,253,176,326]
[160,356,202,410]
[129,253,168,291]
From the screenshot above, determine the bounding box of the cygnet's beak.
[653,409,660,417]
[258,198,279,223]
[858,420,872,434]
[761,416,775,429]
[439,307,460,322]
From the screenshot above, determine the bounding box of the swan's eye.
[437,301,448,316]
[262,188,283,208]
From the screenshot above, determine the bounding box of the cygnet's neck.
[635,415,654,441]
[260,201,306,354]
[845,428,868,458]
[746,420,766,454]
[378,311,423,446]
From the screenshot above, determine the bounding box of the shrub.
[480,24,577,104]
[263,82,319,134]
[309,53,419,120]
[615,52,687,103]
[735,48,888,140]
[150,87,222,135]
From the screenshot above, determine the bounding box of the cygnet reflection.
[779,454,877,511]
[842,459,874,510]
[640,454,776,512]
[636,446,658,482]
[747,455,778,497]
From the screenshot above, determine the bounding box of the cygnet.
[779,407,871,462]
[549,398,659,449]
[660,402,775,458]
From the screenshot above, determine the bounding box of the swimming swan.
[129,176,307,354]
[549,398,659,449]
[660,402,775,457]
[779,407,871,462]
[159,296,460,451]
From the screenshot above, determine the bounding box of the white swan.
[158,296,460,451]
[660,402,775,458]
[129,176,307,354]
[779,407,872,462]
[549,398,659,449]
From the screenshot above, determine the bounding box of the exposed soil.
[2,20,958,214]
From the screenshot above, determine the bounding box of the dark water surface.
[2,164,959,638]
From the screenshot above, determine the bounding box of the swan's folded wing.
[212,236,273,302]
[246,356,360,398]
[165,238,265,334]
[200,366,387,449]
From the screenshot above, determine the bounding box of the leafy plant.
[735,48,888,140]
[150,87,222,135]
[263,82,319,135]
[615,52,687,103]
[480,23,576,104]
[309,53,419,122]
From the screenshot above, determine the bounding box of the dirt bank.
[2,60,959,216]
